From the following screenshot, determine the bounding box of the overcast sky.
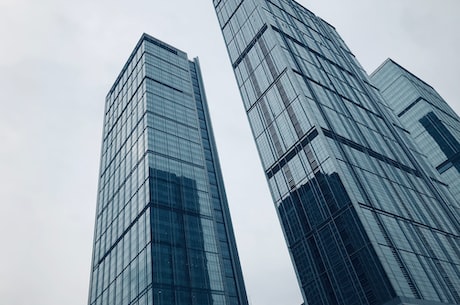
[0,1,458,305]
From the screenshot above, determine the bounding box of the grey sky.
[0,1,458,305]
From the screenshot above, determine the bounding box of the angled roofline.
[370,58,435,91]
[107,33,187,97]
[291,0,336,29]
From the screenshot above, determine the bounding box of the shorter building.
[371,59,460,202]
[87,33,249,305]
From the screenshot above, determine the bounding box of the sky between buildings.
[0,1,458,305]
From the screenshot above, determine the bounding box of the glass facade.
[213,1,460,305]
[371,59,460,202]
[87,34,249,305]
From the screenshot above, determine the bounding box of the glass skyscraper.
[87,34,249,305]
[213,0,460,304]
[371,59,460,202]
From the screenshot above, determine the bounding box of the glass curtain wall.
[372,59,460,203]
[87,34,249,305]
[213,1,460,304]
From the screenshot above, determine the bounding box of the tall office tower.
[213,0,460,305]
[371,59,460,202]
[87,34,249,305]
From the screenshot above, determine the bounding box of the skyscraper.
[87,34,249,305]
[371,59,460,202]
[213,0,460,304]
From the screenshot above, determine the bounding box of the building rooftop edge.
[107,33,188,98]
[370,58,435,91]
[291,0,336,30]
